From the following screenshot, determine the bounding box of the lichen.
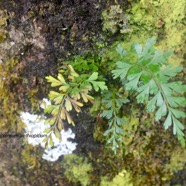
[102,5,130,34]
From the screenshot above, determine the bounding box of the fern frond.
[100,91,128,153]
[43,65,107,147]
[112,37,186,145]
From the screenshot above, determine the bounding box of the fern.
[43,37,186,152]
[100,90,128,154]
[64,55,99,72]
[43,65,107,148]
[112,37,186,145]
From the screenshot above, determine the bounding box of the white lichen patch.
[20,98,77,162]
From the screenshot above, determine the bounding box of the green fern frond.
[112,37,186,145]
[100,91,129,153]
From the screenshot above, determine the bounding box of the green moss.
[0,10,8,42]
[127,3,156,33]
[127,0,186,65]
[93,103,184,185]
[21,144,41,170]
[0,58,25,131]
[122,117,139,146]
[62,154,93,186]
[101,169,133,186]
[165,147,186,173]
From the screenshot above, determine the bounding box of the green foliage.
[100,90,128,154]
[62,154,92,186]
[43,64,107,148]
[64,55,99,72]
[112,37,186,145]
[45,37,185,152]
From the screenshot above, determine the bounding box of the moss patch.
[62,154,93,186]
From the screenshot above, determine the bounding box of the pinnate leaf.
[46,76,62,87]
[112,61,131,79]
[88,72,98,81]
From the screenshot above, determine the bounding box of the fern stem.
[52,95,67,129]
[138,64,171,111]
